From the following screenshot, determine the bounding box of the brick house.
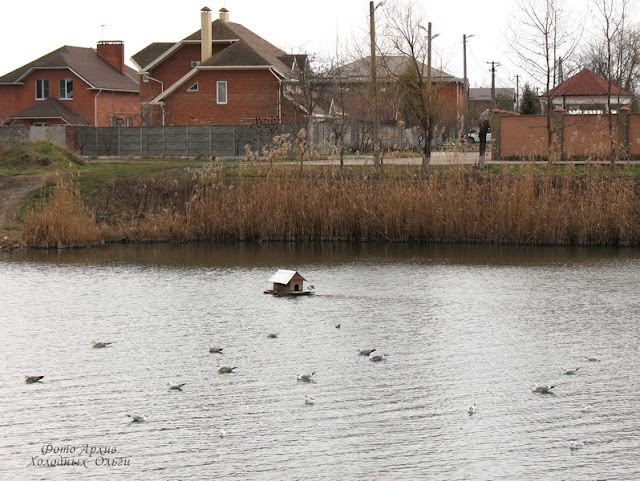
[333,56,464,147]
[132,7,308,126]
[545,67,633,114]
[0,42,139,126]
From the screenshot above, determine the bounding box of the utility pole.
[487,61,501,108]
[369,1,384,167]
[463,34,474,128]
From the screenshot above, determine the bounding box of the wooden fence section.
[493,109,638,160]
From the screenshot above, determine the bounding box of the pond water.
[1,243,639,480]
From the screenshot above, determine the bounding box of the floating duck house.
[265,270,313,296]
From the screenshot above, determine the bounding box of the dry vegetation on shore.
[21,163,640,248]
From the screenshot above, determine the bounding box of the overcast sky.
[0,0,625,92]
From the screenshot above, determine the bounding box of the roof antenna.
[100,24,109,40]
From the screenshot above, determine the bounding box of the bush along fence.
[491,108,639,161]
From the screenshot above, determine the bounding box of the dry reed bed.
[22,165,640,247]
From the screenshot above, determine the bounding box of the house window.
[217,81,227,104]
[187,82,199,92]
[110,117,124,127]
[59,79,73,99]
[126,117,133,127]
[36,79,49,100]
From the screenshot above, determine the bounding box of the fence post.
[140,126,143,157]
[618,106,630,160]
[118,126,121,157]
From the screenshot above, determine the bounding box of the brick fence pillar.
[618,106,630,160]
[490,108,502,161]
[552,108,565,162]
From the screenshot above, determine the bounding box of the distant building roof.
[0,45,139,92]
[469,88,515,102]
[547,68,630,97]
[336,56,462,84]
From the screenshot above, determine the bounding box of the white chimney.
[201,6,212,63]
[219,7,229,22]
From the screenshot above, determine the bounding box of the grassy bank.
[20,162,640,248]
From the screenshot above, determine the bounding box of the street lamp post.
[463,34,475,130]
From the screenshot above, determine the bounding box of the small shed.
[268,269,306,293]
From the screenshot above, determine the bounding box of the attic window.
[187,82,199,92]
[35,79,49,100]
[59,79,73,100]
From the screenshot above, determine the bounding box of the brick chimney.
[201,6,212,63]
[97,41,125,74]
[219,7,229,22]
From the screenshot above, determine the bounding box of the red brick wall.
[163,69,291,125]
[563,114,618,158]
[0,68,139,126]
[97,41,125,74]
[628,114,640,156]
[500,115,548,157]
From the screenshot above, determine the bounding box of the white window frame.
[59,78,73,99]
[187,82,199,92]
[216,81,227,104]
[35,79,49,100]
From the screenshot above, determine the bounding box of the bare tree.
[380,0,439,170]
[510,0,582,159]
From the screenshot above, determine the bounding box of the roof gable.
[548,68,630,97]
[0,45,139,92]
[269,270,305,284]
[337,56,461,84]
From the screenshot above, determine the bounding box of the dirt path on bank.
[0,173,48,246]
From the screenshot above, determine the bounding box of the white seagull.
[305,395,315,405]
[209,346,224,354]
[92,341,113,349]
[219,429,227,437]
[168,382,186,391]
[580,404,593,413]
[25,375,44,384]
[563,367,580,375]
[369,353,387,362]
[468,403,477,414]
[569,441,584,450]
[297,372,316,382]
[218,365,237,374]
[532,384,556,393]
[126,414,147,423]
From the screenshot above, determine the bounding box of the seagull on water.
[580,404,593,413]
[297,372,316,382]
[219,429,227,437]
[25,375,44,384]
[369,353,387,362]
[584,356,601,362]
[218,365,237,374]
[305,395,315,405]
[563,367,580,375]
[335,323,341,329]
[168,382,186,391]
[468,403,477,415]
[209,346,224,354]
[92,341,113,349]
[569,441,584,450]
[126,414,147,423]
[267,333,279,339]
[359,348,376,356]
[532,384,556,393]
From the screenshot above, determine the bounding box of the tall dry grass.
[21,164,640,247]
